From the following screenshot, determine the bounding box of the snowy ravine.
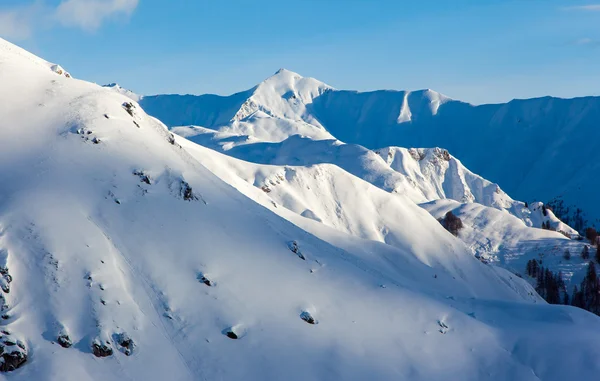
[139,69,600,228]
[2,38,600,380]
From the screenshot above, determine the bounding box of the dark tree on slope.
[534,266,566,305]
[572,286,584,309]
[440,211,463,237]
[582,246,590,260]
[525,259,539,277]
[586,227,598,246]
[596,245,600,264]
[563,250,571,260]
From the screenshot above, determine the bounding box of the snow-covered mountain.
[139,69,600,229]
[3,38,600,381]
[140,70,588,306]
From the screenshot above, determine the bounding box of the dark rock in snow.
[92,339,113,357]
[133,170,151,185]
[300,311,316,325]
[0,332,27,372]
[287,241,305,260]
[225,331,238,340]
[198,275,212,287]
[116,333,135,356]
[57,333,72,348]
[180,181,198,201]
[122,102,135,117]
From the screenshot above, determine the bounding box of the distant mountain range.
[136,69,600,230]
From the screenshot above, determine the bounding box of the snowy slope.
[3,38,600,381]
[102,83,140,102]
[421,200,591,287]
[171,127,577,236]
[174,132,584,293]
[140,70,600,227]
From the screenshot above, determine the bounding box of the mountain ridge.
[133,69,600,229]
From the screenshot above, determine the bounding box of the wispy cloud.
[564,4,600,11]
[55,0,139,31]
[572,37,600,46]
[0,0,139,40]
[0,11,32,40]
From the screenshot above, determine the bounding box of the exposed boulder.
[92,338,113,358]
[116,333,135,356]
[0,332,27,372]
[57,333,72,348]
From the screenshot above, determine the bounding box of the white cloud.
[0,4,39,40]
[55,0,139,30]
[0,0,139,39]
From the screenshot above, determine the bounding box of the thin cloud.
[564,4,600,11]
[0,4,39,40]
[572,37,600,46]
[55,0,139,31]
[0,0,139,39]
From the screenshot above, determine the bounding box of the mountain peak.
[273,68,300,77]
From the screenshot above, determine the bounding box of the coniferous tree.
[572,285,584,308]
[586,227,598,245]
[563,250,571,260]
[596,245,600,264]
[582,246,590,260]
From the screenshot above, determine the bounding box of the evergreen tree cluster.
[571,262,600,315]
[525,258,600,316]
[526,259,568,306]
[541,221,553,230]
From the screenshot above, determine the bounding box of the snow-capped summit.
[103,83,140,101]
[230,68,331,127]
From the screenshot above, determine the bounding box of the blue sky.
[1,0,599,104]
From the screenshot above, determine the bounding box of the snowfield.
[1,38,600,381]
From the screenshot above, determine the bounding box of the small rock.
[197,273,212,287]
[287,241,305,260]
[225,331,238,340]
[116,333,135,356]
[92,339,113,358]
[122,102,135,117]
[300,311,316,325]
[57,334,72,349]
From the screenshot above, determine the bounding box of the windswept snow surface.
[141,69,600,226]
[2,39,600,380]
